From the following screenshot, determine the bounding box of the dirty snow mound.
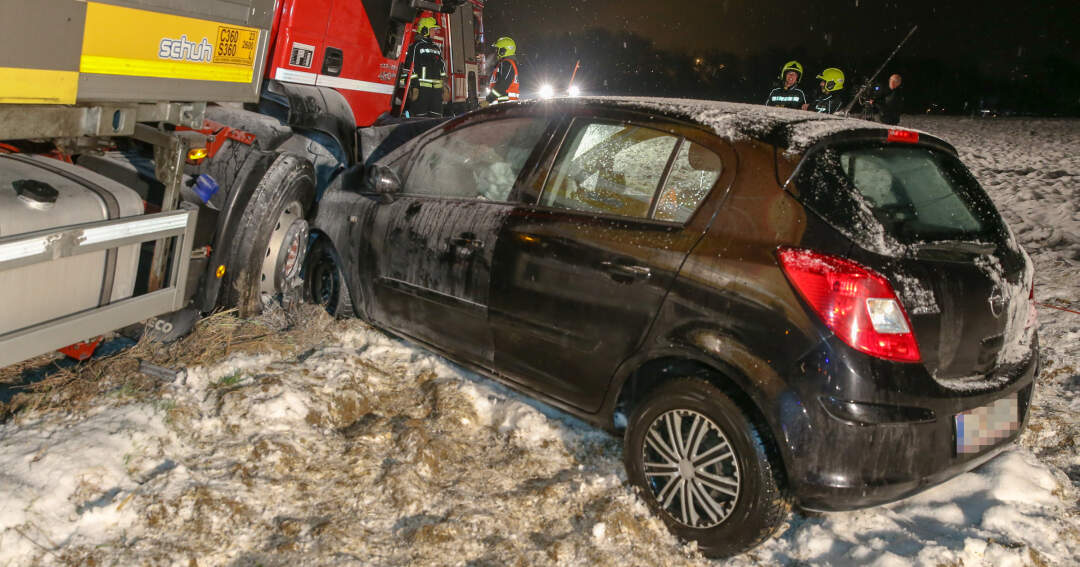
[1,117,1078,566]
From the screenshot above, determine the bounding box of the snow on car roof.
[553,96,925,153]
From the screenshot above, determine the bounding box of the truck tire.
[220,152,315,316]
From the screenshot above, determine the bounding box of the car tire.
[303,237,355,319]
[624,378,788,558]
[220,153,315,317]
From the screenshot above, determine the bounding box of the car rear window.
[795,144,1006,249]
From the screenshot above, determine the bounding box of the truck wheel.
[624,378,788,558]
[221,153,315,316]
[303,237,355,318]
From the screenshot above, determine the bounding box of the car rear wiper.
[913,240,996,254]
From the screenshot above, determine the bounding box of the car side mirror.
[367,165,402,197]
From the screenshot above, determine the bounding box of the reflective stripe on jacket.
[765,86,807,109]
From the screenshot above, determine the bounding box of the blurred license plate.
[955,394,1019,454]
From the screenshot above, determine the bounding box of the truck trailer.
[0,0,485,367]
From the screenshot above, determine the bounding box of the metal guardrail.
[0,208,197,367]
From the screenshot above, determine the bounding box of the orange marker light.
[187,147,209,162]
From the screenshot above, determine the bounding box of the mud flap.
[140,306,200,343]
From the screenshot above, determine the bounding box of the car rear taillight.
[886,129,919,144]
[778,247,922,363]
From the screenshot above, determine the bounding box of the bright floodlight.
[538,84,555,99]
[567,85,581,97]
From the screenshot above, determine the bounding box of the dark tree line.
[513,28,1080,117]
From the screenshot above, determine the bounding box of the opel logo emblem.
[988,285,1006,318]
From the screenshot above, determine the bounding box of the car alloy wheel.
[642,409,740,528]
[625,378,788,558]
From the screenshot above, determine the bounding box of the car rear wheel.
[303,237,355,319]
[624,378,788,558]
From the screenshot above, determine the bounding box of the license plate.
[955,393,1019,454]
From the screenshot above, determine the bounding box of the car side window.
[405,117,548,201]
[541,121,678,219]
[653,140,723,223]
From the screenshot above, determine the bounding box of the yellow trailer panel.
[0,0,274,105]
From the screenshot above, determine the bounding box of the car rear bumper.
[796,438,1015,511]
[777,342,1037,512]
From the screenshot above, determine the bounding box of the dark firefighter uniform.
[766,86,808,109]
[399,21,445,117]
[812,67,846,114]
[812,92,845,113]
[766,60,808,110]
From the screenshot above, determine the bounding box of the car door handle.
[599,261,651,279]
[448,236,484,249]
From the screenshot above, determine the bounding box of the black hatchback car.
[304,98,1038,557]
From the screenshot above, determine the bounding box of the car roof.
[524,96,953,155]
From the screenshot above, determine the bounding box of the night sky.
[483,1,1079,114]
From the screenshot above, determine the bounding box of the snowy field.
[1,116,1077,566]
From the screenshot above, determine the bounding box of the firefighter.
[399,16,446,117]
[812,67,845,113]
[766,60,809,110]
[485,37,520,105]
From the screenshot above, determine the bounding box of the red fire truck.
[267,0,487,125]
[0,0,486,367]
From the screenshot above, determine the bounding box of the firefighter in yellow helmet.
[812,68,845,113]
[398,15,446,117]
[766,60,809,110]
[486,37,520,105]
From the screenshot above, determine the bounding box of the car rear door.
[368,114,551,364]
[793,138,1037,385]
[488,112,734,412]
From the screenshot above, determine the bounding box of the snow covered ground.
[1,116,1078,566]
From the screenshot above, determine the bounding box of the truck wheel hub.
[260,200,307,299]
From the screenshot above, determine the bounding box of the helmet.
[779,60,803,82]
[417,16,439,36]
[816,68,845,92]
[493,37,516,58]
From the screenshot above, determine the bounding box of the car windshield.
[795,143,1007,249]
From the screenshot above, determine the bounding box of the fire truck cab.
[267,0,486,127]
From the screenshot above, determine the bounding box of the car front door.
[368,115,550,364]
[489,115,734,412]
